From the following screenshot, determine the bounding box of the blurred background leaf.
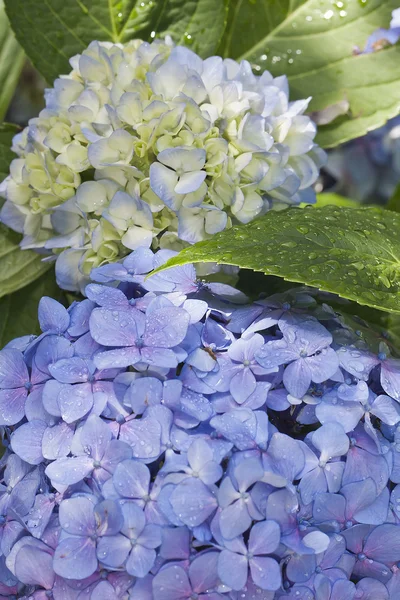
[0,0,24,121]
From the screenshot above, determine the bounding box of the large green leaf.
[0,0,24,121]
[150,205,400,314]
[5,0,227,83]
[0,223,52,297]
[221,0,400,148]
[0,122,18,180]
[0,269,64,347]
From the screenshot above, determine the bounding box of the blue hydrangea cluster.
[0,248,400,599]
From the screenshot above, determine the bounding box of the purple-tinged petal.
[138,523,162,549]
[170,478,217,527]
[266,433,305,484]
[11,420,46,465]
[311,423,349,463]
[250,556,281,591]
[302,531,330,553]
[54,537,97,580]
[286,553,316,584]
[280,314,332,355]
[59,496,96,535]
[381,359,400,401]
[337,347,378,380]
[39,297,70,333]
[316,398,364,433]
[42,422,74,460]
[152,564,192,600]
[97,533,130,568]
[342,524,372,555]
[189,551,220,593]
[80,414,111,460]
[342,479,378,522]
[255,338,299,369]
[355,578,388,600]
[218,549,248,591]
[90,580,120,600]
[220,499,251,540]
[58,383,94,423]
[35,335,74,375]
[15,546,54,589]
[364,524,400,563]
[45,456,93,485]
[90,307,145,346]
[128,377,163,414]
[371,395,400,425]
[210,408,257,450]
[0,349,28,388]
[120,415,162,461]
[140,346,180,368]
[113,460,150,499]
[94,347,142,369]
[86,284,129,309]
[25,385,52,424]
[299,466,327,505]
[49,357,91,384]
[283,359,312,399]
[355,487,389,526]
[306,347,339,383]
[230,368,256,404]
[26,493,56,539]
[42,380,63,417]
[126,545,156,578]
[100,440,132,475]
[144,307,190,348]
[343,447,389,494]
[68,299,95,337]
[0,387,27,425]
[249,520,280,555]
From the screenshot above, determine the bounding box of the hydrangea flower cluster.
[0,248,399,599]
[0,37,325,292]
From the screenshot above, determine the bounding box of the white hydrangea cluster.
[0,38,325,291]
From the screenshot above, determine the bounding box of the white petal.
[175,171,206,194]
[122,227,153,250]
[157,147,206,172]
[205,209,228,234]
[149,163,182,211]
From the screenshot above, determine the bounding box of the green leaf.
[221,0,400,148]
[0,219,52,298]
[0,0,24,120]
[0,269,64,347]
[5,0,227,83]
[0,122,18,181]
[150,205,400,314]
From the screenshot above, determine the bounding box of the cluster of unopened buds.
[0,247,398,599]
[0,38,325,292]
